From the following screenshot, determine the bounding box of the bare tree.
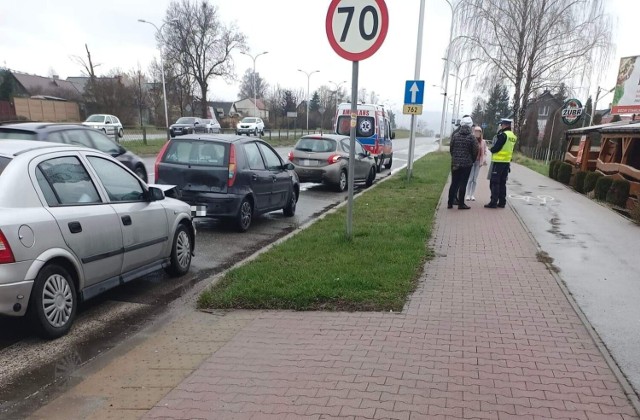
[130,65,148,127]
[162,0,247,118]
[70,44,101,102]
[238,68,268,100]
[455,0,613,133]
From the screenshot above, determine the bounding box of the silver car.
[287,134,376,191]
[0,140,195,338]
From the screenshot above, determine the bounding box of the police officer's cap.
[499,118,513,126]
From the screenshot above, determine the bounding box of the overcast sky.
[0,0,636,127]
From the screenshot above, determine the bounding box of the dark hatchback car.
[0,122,149,182]
[155,135,299,232]
[169,117,207,138]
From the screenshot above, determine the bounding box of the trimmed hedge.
[584,171,603,193]
[606,179,630,207]
[549,160,560,179]
[594,177,613,200]
[557,162,572,185]
[575,171,588,193]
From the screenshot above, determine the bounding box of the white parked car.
[236,117,265,136]
[202,118,222,134]
[82,114,124,138]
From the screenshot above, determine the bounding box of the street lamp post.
[138,18,176,138]
[329,79,347,115]
[450,73,476,123]
[438,0,464,149]
[298,69,320,132]
[241,51,268,118]
[590,86,615,126]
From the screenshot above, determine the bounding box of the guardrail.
[111,127,327,145]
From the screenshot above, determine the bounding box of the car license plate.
[191,205,207,217]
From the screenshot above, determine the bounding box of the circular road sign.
[326,0,389,61]
[561,98,584,125]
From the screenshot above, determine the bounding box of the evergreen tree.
[0,69,14,101]
[584,96,593,126]
[482,84,505,140]
[309,91,320,112]
[471,102,484,127]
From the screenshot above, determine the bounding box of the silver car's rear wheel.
[30,264,77,339]
[336,170,348,192]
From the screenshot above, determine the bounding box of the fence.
[519,145,564,163]
[114,127,326,145]
[13,98,80,122]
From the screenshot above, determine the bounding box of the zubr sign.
[325,0,389,61]
[561,98,584,125]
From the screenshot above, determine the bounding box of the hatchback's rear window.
[295,138,337,153]
[0,129,38,140]
[163,141,227,167]
[0,156,10,176]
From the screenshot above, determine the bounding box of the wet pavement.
[506,164,640,395]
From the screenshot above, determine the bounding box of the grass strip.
[198,151,451,312]
[512,152,549,176]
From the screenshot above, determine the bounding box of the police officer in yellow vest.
[485,118,517,208]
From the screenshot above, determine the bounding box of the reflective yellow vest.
[493,130,517,162]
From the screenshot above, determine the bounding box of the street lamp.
[298,69,320,131]
[450,73,476,123]
[240,51,268,118]
[438,0,465,147]
[590,86,615,125]
[329,79,347,115]
[138,18,177,136]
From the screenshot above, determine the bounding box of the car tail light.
[155,140,171,182]
[328,154,342,164]
[0,230,15,264]
[228,144,237,187]
[287,151,294,161]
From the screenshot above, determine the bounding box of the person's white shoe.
[471,196,476,201]
[465,195,470,201]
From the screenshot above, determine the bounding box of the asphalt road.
[0,136,440,416]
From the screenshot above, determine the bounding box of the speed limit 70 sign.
[326,0,389,61]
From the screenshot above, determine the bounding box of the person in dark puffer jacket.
[447,115,479,209]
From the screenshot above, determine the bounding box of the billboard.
[612,55,640,114]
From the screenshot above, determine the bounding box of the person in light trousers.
[465,126,487,201]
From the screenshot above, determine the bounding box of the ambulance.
[335,103,395,172]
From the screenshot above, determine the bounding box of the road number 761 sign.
[326,0,389,62]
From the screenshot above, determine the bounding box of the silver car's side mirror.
[148,186,165,201]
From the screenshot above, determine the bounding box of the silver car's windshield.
[241,118,257,123]
[0,129,38,140]
[0,156,10,175]
[86,115,105,123]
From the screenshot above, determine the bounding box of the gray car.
[0,140,195,338]
[287,134,376,191]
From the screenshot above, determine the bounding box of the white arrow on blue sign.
[404,80,425,105]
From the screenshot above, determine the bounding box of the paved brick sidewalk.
[144,176,640,420]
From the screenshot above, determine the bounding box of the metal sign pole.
[346,61,359,239]
[407,0,426,180]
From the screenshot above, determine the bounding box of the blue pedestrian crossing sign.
[403,80,424,115]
